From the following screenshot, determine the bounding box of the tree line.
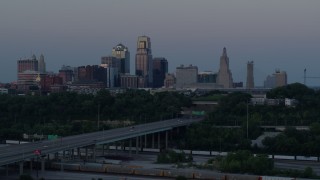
[0,89,191,140]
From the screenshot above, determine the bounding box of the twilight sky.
[1,0,320,86]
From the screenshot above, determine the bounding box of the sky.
[0,0,320,86]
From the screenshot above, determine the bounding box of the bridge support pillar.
[93,145,96,161]
[152,133,155,149]
[158,132,161,149]
[77,148,80,159]
[19,161,23,175]
[129,139,132,157]
[85,147,88,161]
[136,136,139,154]
[165,131,168,150]
[144,135,147,148]
[41,157,45,173]
[71,149,74,160]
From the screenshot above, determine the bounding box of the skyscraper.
[264,69,287,88]
[135,36,153,87]
[246,61,254,89]
[38,54,46,73]
[112,43,130,74]
[217,47,233,88]
[17,54,38,73]
[153,57,168,88]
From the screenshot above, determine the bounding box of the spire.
[222,47,227,56]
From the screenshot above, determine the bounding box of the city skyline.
[1,1,320,86]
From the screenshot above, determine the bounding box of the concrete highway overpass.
[0,117,203,175]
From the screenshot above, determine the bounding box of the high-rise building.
[120,74,139,88]
[135,36,153,87]
[198,71,217,83]
[176,64,198,88]
[217,47,233,88]
[153,57,168,88]
[17,54,38,73]
[101,56,121,69]
[246,61,254,89]
[112,43,130,74]
[38,54,46,73]
[264,69,287,88]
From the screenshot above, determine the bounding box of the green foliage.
[157,150,192,164]
[218,150,273,175]
[262,127,320,156]
[0,90,191,139]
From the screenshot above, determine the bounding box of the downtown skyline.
[1,0,320,86]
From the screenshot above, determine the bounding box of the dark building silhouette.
[153,57,168,88]
[112,43,130,74]
[246,61,254,89]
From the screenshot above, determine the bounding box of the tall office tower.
[17,54,38,73]
[264,69,287,88]
[217,47,233,88]
[153,57,168,88]
[111,43,130,74]
[198,71,217,83]
[135,36,153,87]
[38,54,46,73]
[246,61,254,89]
[17,54,39,92]
[176,64,198,88]
[275,70,287,87]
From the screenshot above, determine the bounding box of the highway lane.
[0,118,202,166]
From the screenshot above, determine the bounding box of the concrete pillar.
[85,147,88,160]
[63,151,66,158]
[77,148,80,159]
[144,135,147,148]
[71,149,74,160]
[19,161,23,175]
[41,157,45,173]
[136,136,139,154]
[158,132,161,149]
[165,131,168,150]
[68,149,71,160]
[140,136,143,151]
[129,139,132,157]
[102,145,105,155]
[152,133,155,149]
[93,145,96,161]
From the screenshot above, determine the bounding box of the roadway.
[0,117,202,167]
